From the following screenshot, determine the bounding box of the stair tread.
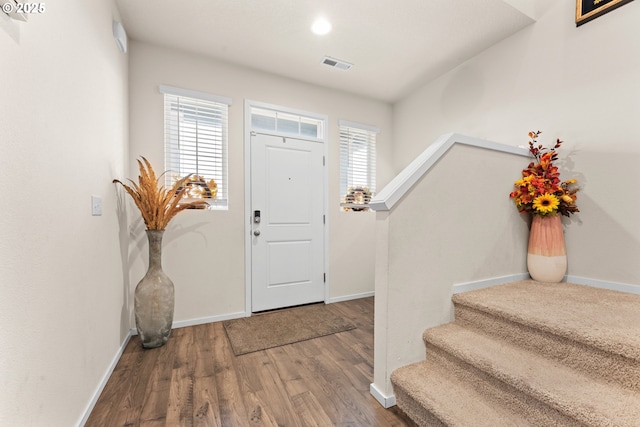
[392,359,536,427]
[425,323,640,426]
[452,280,640,360]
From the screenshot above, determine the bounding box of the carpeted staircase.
[391,280,640,426]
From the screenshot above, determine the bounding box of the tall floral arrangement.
[113,157,207,230]
[509,131,579,217]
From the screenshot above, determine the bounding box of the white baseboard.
[328,291,375,304]
[453,274,640,295]
[370,382,396,408]
[128,311,249,336]
[566,275,640,295]
[453,273,531,294]
[77,330,133,426]
[172,311,248,329]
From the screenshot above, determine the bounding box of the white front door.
[250,133,325,312]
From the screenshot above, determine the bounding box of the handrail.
[369,133,531,211]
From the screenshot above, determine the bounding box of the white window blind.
[339,121,378,201]
[161,86,231,209]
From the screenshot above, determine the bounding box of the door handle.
[253,230,261,236]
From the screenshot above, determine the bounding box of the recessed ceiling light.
[311,17,332,36]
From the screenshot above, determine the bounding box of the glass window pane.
[277,117,299,134]
[300,122,318,137]
[252,113,276,131]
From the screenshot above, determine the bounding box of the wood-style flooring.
[86,297,416,426]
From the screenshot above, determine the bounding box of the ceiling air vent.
[321,56,353,71]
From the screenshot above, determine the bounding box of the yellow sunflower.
[532,193,560,215]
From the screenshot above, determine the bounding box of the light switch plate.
[91,196,102,216]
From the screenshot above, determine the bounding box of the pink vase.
[527,215,567,283]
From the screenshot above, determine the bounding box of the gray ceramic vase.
[134,229,175,348]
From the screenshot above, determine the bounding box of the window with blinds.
[339,121,378,211]
[161,85,231,209]
[250,107,324,140]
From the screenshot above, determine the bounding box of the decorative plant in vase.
[113,157,207,348]
[175,174,218,206]
[509,131,580,283]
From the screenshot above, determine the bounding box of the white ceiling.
[115,0,538,103]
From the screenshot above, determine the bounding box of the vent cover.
[321,56,353,71]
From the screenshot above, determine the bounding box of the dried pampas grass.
[113,157,207,230]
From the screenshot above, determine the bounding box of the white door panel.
[251,133,324,312]
[267,241,312,285]
[267,147,313,224]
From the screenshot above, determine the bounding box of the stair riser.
[425,345,583,427]
[453,303,640,391]
[392,361,538,426]
[393,387,448,427]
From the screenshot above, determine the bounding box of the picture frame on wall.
[576,0,635,26]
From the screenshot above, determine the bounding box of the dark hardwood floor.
[86,297,416,426]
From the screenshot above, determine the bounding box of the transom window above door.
[250,107,324,140]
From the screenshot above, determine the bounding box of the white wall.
[375,0,640,400]
[127,41,392,325]
[0,1,128,425]
[392,1,640,285]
